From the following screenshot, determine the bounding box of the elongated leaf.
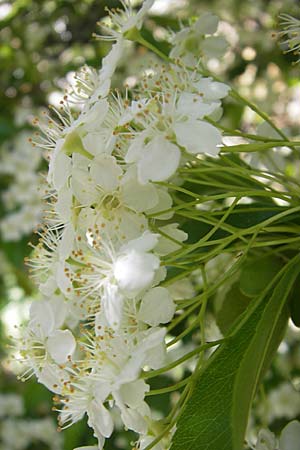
[216,282,251,334]
[221,141,292,153]
[239,255,283,297]
[171,255,300,450]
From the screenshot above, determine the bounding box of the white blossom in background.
[0,394,24,418]
[0,393,62,450]
[0,131,44,241]
[256,382,300,424]
[250,421,300,450]
[14,2,230,449]
[169,12,228,66]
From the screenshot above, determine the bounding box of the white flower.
[255,429,277,450]
[27,229,73,296]
[0,394,24,418]
[98,0,155,41]
[19,299,76,371]
[170,12,228,65]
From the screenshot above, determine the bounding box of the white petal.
[59,223,75,260]
[119,380,150,408]
[94,382,111,403]
[50,294,68,329]
[71,167,100,206]
[53,148,72,190]
[39,276,57,297]
[194,78,230,101]
[82,132,114,156]
[135,328,166,370]
[145,342,166,370]
[202,36,228,58]
[146,189,173,220]
[114,250,160,295]
[90,154,122,192]
[138,136,181,183]
[55,261,73,296]
[81,99,109,133]
[137,327,166,353]
[29,300,55,337]
[94,311,110,336]
[47,329,76,364]
[138,287,175,326]
[121,231,159,253]
[280,421,300,450]
[88,400,113,439]
[55,185,73,222]
[96,40,125,98]
[135,0,155,30]
[177,92,219,119]
[37,363,67,394]
[102,284,124,329]
[120,407,147,434]
[174,120,222,155]
[121,176,159,212]
[125,133,147,163]
[155,223,188,256]
[73,447,99,450]
[112,209,148,242]
[117,353,145,385]
[194,12,219,34]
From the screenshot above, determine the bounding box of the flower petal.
[137,136,181,184]
[47,329,76,364]
[88,400,113,439]
[174,119,222,155]
[114,250,160,295]
[138,287,175,326]
[29,300,55,338]
[90,154,122,192]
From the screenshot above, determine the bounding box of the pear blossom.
[18,3,231,449]
[169,11,228,65]
[18,299,76,373]
[98,0,155,41]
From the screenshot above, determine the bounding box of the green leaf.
[170,255,300,450]
[216,282,251,334]
[221,141,295,153]
[289,276,300,328]
[239,255,283,297]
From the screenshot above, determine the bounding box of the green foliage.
[239,255,284,297]
[217,282,251,334]
[171,255,300,450]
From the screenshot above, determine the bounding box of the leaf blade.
[171,255,300,450]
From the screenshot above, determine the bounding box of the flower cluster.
[0,131,44,241]
[17,2,229,449]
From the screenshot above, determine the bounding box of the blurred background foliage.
[1,0,300,449]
